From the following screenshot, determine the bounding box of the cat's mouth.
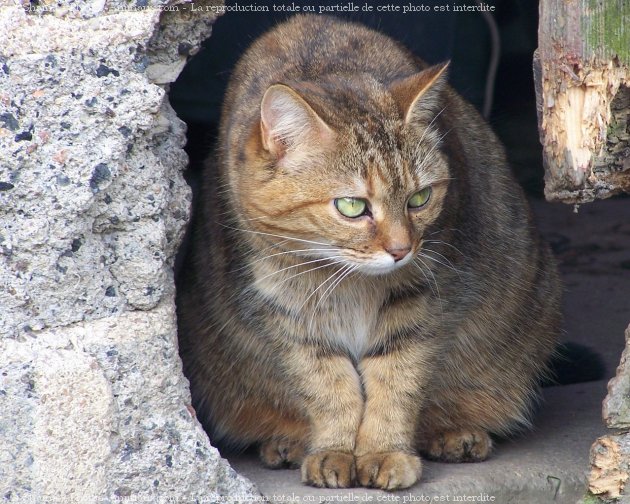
[335,249,415,276]
[308,243,418,276]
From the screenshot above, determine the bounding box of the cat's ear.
[389,62,449,125]
[260,84,334,161]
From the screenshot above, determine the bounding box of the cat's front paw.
[259,437,305,469]
[356,452,422,490]
[301,451,356,488]
[423,429,492,462]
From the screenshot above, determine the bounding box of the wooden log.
[535,0,630,203]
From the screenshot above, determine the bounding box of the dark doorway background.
[169,0,543,198]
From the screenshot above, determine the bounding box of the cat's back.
[222,15,418,119]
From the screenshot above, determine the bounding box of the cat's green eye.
[408,187,432,209]
[335,197,367,218]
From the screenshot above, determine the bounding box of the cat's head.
[233,63,451,276]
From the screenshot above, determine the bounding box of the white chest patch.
[309,287,380,360]
[254,264,383,359]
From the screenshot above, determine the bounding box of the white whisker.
[412,259,438,299]
[423,239,465,257]
[255,256,344,285]
[426,227,463,237]
[418,127,453,172]
[414,256,443,313]
[218,222,333,248]
[419,106,447,145]
[418,250,463,277]
[297,264,349,314]
[232,247,343,273]
[307,264,358,333]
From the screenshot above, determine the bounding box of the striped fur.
[177,15,561,491]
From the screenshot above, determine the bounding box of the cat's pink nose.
[387,246,411,262]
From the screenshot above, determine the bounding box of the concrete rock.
[1,303,259,501]
[588,434,630,501]
[604,325,630,429]
[0,1,259,501]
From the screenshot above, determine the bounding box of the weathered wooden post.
[536,1,630,501]
[535,0,629,203]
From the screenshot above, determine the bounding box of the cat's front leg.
[355,342,436,490]
[284,347,363,488]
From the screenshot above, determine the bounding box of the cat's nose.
[387,246,411,262]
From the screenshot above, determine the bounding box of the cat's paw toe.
[259,437,305,469]
[356,452,422,490]
[424,429,492,462]
[301,451,356,488]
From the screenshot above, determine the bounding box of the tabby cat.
[177,14,561,490]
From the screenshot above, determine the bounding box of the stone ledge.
[1,302,258,501]
[231,381,608,504]
[1,1,260,500]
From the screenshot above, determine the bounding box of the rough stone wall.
[0,1,259,501]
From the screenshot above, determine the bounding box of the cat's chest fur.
[308,283,382,359]
[254,264,384,359]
